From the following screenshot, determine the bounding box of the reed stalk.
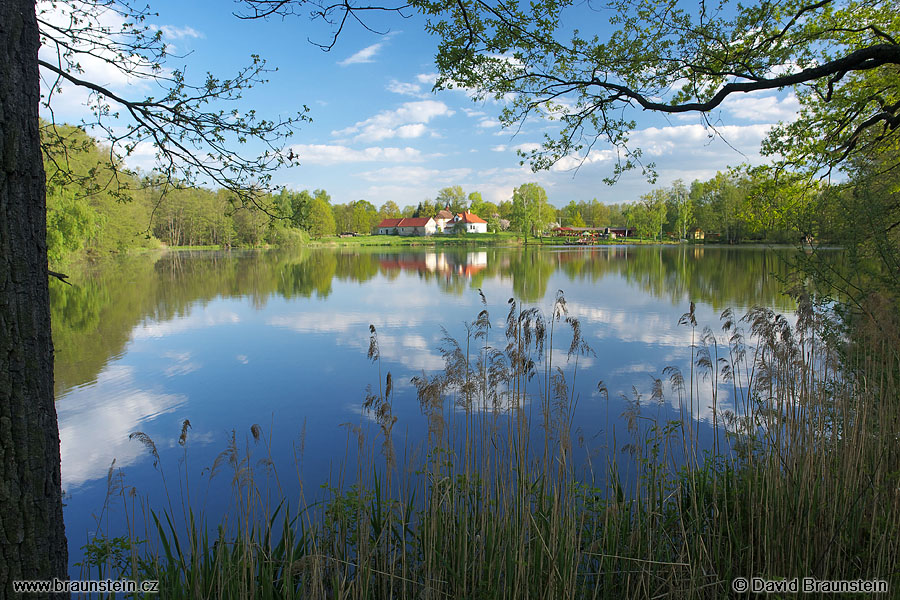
[80,292,900,599]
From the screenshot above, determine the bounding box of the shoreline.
[51,238,819,271]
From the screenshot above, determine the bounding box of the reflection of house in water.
[379,251,488,278]
[424,252,448,272]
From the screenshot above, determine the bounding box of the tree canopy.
[436,185,469,213]
[37,0,305,209]
[418,0,899,180]
[510,182,553,235]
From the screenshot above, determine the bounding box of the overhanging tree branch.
[418,0,899,177]
[586,44,900,114]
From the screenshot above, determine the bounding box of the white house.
[451,211,488,234]
[434,207,455,232]
[377,217,436,236]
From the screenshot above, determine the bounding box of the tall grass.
[83,292,900,598]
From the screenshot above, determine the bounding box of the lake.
[53,244,805,572]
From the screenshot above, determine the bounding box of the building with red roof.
[376,217,436,236]
[451,211,488,234]
[434,204,455,232]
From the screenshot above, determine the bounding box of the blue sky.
[40,0,802,209]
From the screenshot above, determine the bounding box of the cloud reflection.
[162,351,201,377]
[57,364,185,490]
[267,311,422,334]
[267,311,446,372]
[133,309,240,339]
[566,302,694,347]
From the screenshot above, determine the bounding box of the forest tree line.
[46,122,857,269]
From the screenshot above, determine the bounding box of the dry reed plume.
[78,291,899,599]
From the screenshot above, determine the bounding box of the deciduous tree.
[510,182,550,235]
[3,1,303,591]
[420,0,899,180]
[436,185,468,213]
[308,196,336,238]
[668,180,693,239]
[378,200,401,219]
[1,5,69,590]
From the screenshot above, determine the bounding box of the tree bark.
[0,0,69,597]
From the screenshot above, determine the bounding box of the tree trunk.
[0,1,69,596]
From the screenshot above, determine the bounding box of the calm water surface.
[53,245,804,571]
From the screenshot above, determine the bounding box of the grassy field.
[308,232,526,246]
[154,233,698,250]
[309,232,687,247]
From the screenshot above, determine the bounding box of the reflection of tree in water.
[278,250,336,299]
[53,255,162,396]
[556,246,806,310]
[51,278,105,335]
[51,277,110,396]
[52,251,288,396]
[509,248,556,302]
[335,252,380,284]
[153,250,284,310]
[51,246,826,401]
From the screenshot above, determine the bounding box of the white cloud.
[490,142,540,155]
[268,305,446,371]
[158,25,204,40]
[478,119,501,128]
[629,123,773,158]
[722,92,800,123]
[513,142,541,153]
[119,140,158,173]
[768,61,806,77]
[395,123,428,138]
[35,2,197,132]
[38,2,162,96]
[464,164,549,204]
[387,80,428,98]
[551,149,615,172]
[566,303,692,347]
[333,100,454,142]
[339,42,385,66]
[358,166,473,185]
[289,144,426,165]
[269,312,376,334]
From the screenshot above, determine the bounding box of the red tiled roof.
[399,217,433,227]
[456,211,487,224]
[379,217,434,228]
